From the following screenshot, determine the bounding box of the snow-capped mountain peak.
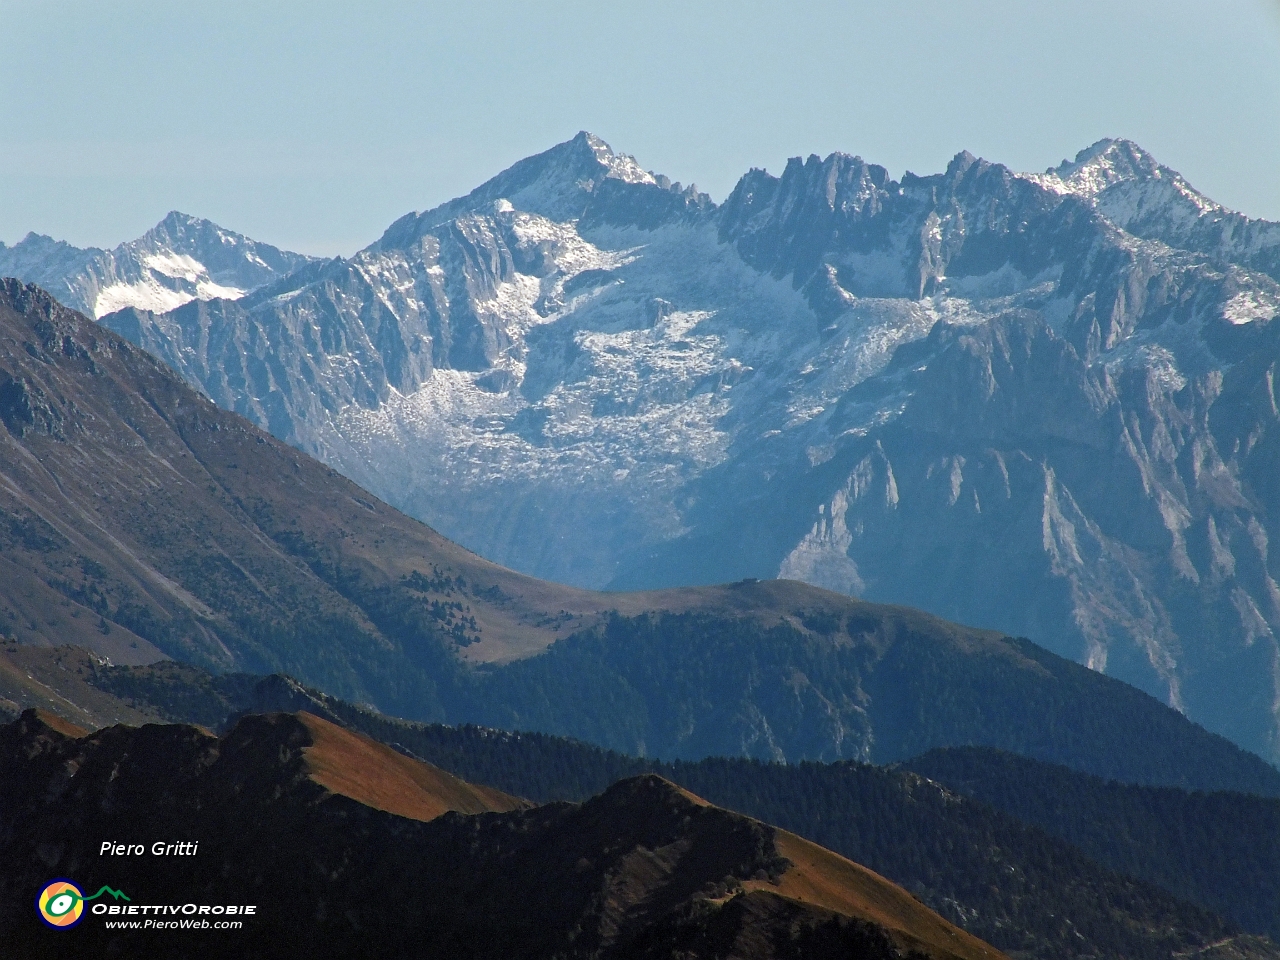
[1028,137,1227,223]
[376,132,662,250]
[1017,139,1280,284]
[1029,138,1166,199]
[0,213,315,318]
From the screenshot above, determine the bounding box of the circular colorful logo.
[37,880,85,929]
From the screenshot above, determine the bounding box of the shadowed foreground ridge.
[4,657,1277,960]
[0,709,1001,960]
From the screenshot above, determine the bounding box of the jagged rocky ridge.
[0,210,313,319]
[70,132,1280,762]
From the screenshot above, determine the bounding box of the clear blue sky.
[3,0,1278,256]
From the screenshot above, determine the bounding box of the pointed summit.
[945,150,981,180]
[157,209,205,229]
[377,132,659,249]
[0,210,314,319]
[1016,137,1280,283]
[0,233,101,299]
[1038,138,1163,198]
[574,131,657,186]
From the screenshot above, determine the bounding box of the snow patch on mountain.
[94,271,247,318]
[1224,288,1280,325]
[582,131,656,185]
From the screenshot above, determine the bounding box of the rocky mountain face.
[0,210,313,319]
[57,133,1280,762]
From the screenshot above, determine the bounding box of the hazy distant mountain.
[0,210,314,318]
[80,133,1280,762]
[903,746,1280,941]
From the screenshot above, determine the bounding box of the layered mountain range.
[9,133,1265,760]
[6,132,1280,960]
[5,278,1279,784]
